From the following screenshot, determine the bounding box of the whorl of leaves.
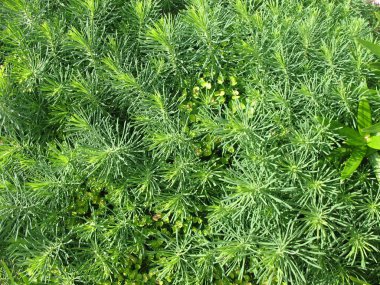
[0,0,380,284]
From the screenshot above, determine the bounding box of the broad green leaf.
[329,121,366,146]
[345,135,366,147]
[358,38,380,57]
[362,122,380,134]
[358,88,380,104]
[341,146,367,180]
[358,99,371,133]
[367,136,380,150]
[369,152,380,183]
[359,88,378,98]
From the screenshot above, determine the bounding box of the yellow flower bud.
[216,90,225,96]
[217,74,224,84]
[229,75,238,86]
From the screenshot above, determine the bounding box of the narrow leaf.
[341,146,367,180]
[362,122,380,134]
[358,99,372,133]
[349,275,372,285]
[21,274,30,285]
[367,136,380,150]
[358,38,380,57]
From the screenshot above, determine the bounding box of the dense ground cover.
[0,0,380,284]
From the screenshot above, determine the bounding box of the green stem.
[369,151,380,183]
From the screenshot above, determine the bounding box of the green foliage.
[326,98,380,180]
[0,0,380,285]
[358,38,380,58]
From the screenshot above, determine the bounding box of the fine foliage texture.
[0,0,380,284]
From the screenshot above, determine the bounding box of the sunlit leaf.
[349,275,372,285]
[358,99,372,133]
[341,146,367,180]
[362,122,380,134]
[367,136,380,150]
[329,121,366,146]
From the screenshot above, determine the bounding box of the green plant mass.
[326,98,380,181]
[1,0,380,284]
